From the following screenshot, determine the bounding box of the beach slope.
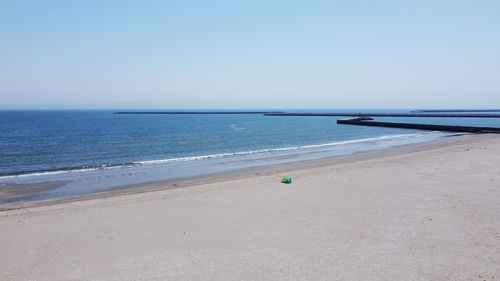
[1,134,500,280]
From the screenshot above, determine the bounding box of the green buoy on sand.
[281,177,292,184]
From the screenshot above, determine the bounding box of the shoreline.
[0,133,482,211]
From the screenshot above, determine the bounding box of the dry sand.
[1,134,500,281]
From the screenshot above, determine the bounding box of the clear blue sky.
[1,0,499,109]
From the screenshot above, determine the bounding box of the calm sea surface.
[1,110,498,203]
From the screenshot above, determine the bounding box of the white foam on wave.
[125,131,446,165]
[0,131,447,180]
[0,164,133,180]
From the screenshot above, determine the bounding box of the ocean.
[1,110,498,204]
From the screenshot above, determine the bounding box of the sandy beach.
[1,134,500,281]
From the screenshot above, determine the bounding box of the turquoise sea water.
[1,110,499,203]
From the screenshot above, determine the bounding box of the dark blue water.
[1,110,498,203]
[0,110,426,176]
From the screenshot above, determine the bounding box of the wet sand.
[1,134,499,280]
[0,180,70,204]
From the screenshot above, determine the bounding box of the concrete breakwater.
[264,112,500,118]
[265,112,500,133]
[112,111,500,133]
[411,109,500,113]
[337,118,500,134]
[114,111,283,115]
[114,111,500,118]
